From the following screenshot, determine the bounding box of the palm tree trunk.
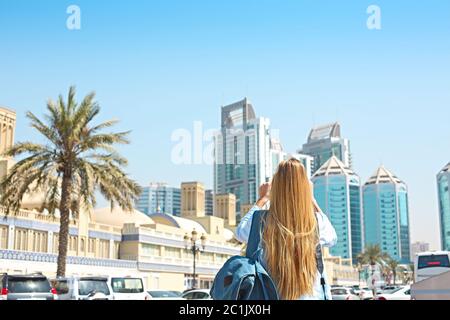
[56,169,73,277]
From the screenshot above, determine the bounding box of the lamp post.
[184,229,206,290]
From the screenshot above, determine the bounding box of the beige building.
[0,205,241,291]
[181,182,205,218]
[0,107,16,180]
[214,193,236,227]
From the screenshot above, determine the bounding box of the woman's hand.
[256,182,271,208]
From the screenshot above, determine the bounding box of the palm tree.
[357,244,390,266]
[0,86,141,277]
[387,258,399,285]
[357,245,390,296]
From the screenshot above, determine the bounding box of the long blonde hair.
[262,158,318,300]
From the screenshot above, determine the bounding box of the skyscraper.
[300,122,351,174]
[214,98,272,215]
[312,156,363,262]
[437,162,450,251]
[363,166,411,263]
[136,183,181,216]
[269,138,313,179]
[205,189,214,216]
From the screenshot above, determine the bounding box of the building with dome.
[0,201,241,290]
[363,166,411,263]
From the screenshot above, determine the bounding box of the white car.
[109,276,150,300]
[376,286,411,300]
[331,287,360,300]
[51,276,113,300]
[181,289,212,300]
[147,290,185,300]
[354,287,374,300]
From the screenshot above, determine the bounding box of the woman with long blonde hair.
[236,158,337,300]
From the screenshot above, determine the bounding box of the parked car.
[170,291,183,297]
[181,289,212,300]
[376,286,411,300]
[51,276,113,300]
[147,290,185,300]
[356,287,374,300]
[109,276,150,300]
[1,273,56,300]
[381,286,400,293]
[331,287,360,300]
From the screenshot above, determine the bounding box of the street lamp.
[184,229,206,290]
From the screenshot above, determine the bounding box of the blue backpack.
[210,210,280,300]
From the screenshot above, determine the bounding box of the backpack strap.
[314,214,328,300]
[245,210,268,260]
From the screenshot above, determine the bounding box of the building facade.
[363,166,411,263]
[135,183,181,216]
[300,122,352,174]
[270,138,313,179]
[410,241,431,262]
[181,182,205,218]
[214,98,272,215]
[214,193,237,228]
[0,206,240,291]
[205,190,214,216]
[312,156,363,263]
[437,163,450,251]
[0,107,16,180]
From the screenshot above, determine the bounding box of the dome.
[149,212,207,234]
[223,228,235,241]
[93,207,154,227]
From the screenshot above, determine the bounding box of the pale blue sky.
[0,0,449,249]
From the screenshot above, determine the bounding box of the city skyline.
[1,1,449,250]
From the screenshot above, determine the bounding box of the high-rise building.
[0,107,16,180]
[437,162,450,251]
[135,183,181,216]
[214,98,272,215]
[214,193,237,227]
[300,122,351,174]
[269,138,313,179]
[312,156,363,262]
[205,190,214,216]
[363,166,411,263]
[181,181,205,218]
[410,241,431,262]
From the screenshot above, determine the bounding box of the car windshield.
[8,277,51,293]
[385,287,404,294]
[331,289,348,295]
[111,278,144,293]
[79,279,110,296]
[149,291,179,298]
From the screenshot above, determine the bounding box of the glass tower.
[300,122,352,174]
[312,156,363,262]
[214,98,272,216]
[437,163,450,251]
[136,183,181,216]
[363,166,411,263]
